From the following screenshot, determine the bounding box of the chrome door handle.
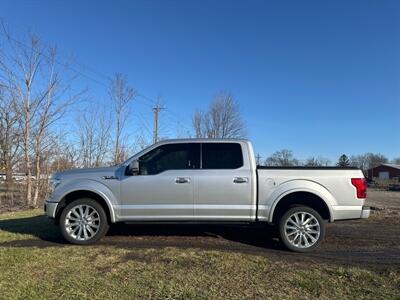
[175,177,190,184]
[233,177,248,184]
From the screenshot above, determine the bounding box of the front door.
[119,143,200,220]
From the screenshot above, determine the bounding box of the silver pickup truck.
[45,139,369,252]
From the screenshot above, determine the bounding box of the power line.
[164,109,193,132]
[0,30,111,89]
[1,18,113,84]
[0,29,160,105]
[133,112,153,137]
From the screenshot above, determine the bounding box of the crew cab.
[44,139,370,252]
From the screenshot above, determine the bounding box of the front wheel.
[59,198,109,245]
[278,206,325,252]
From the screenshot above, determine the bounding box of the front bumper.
[361,206,370,219]
[44,201,58,218]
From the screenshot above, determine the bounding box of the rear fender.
[264,179,336,223]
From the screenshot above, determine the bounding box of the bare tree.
[77,109,112,168]
[0,31,46,205]
[193,110,205,138]
[30,48,83,206]
[393,157,400,165]
[350,154,369,173]
[350,153,388,174]
[0,28,83,207]
[51,133,80,172]
[365,153,388,169]
[109,73,135,164]
[134,128,152,152]
[265,150,300,166]
[304,156,331,167]
[193,92,246,139]
[0,84,22,206]
[0,88,21,184]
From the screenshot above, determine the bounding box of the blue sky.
[1,0,399,162]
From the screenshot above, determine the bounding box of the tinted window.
[202,143,243,169]
[139,143,200,175]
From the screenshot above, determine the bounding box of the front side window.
[202,143,243,169]
[139,143,200,175]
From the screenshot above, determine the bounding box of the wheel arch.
[269,189,334,224]
[55,189,115,223]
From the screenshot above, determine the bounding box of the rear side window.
[202,143,243,169]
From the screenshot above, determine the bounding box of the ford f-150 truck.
[44,139,370,252]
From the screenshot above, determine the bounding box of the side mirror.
[127,160,139,175]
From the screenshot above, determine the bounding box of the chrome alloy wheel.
[284,211,320,249]
[64,204,101,241]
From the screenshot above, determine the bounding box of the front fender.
[261,179,336,223]
[50,179,118,223]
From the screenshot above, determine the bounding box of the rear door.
[195,142,253,221]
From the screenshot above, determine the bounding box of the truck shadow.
[0,215,284,250]
[0,215,64,245]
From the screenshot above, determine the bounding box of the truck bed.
[256,167,366,222]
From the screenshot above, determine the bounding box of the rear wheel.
[278,206,325,252]
[59,198,109,245]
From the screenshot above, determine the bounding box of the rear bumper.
[361,206,370,219]
[44,201,58,218]
[332,205,370,221]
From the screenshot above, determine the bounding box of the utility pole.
[255,153,262,166]
[152,104,165,144]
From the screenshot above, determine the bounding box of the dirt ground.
[100,189,400,270]
[1,188,399,271]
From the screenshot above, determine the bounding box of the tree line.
[261,150,398,173]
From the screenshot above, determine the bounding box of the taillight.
[351,178,367,199]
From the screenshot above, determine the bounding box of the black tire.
[278,206,325,252]
[59,198,109,245]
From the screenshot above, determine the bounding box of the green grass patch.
[0,210,399,299]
